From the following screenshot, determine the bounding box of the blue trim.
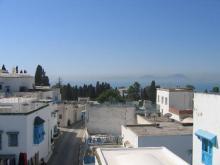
[195,129,216,145]
[84,156,95,164]
[202,139,213,165]
[33,124,45,144]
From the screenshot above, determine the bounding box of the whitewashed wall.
[26,105,53,161]
[0,105,54,163]
[121,125,138,147]
[157,90,169,114]
[170,92,193,110]
[136,115,152,125]
[0,76,34,92]
[138,135,192,164]
[157,89,193,116]
[86,105,136,135]
[0,115,27,163]
[193,93,220,165]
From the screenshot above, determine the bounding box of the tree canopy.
[127,82,141,101]
[97,89,124,103]
[141,80,159,103]
[60,81,111,100]
[1,64,6,71]
[212,86,219,93]
[59,80,159,103]
[35,65,50,86]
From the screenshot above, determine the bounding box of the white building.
[96,147,189,165]
[12,88,62,103]
[86,104,136,135]
[193,93,220,165]
[117,87,128,97]
[0,72,34,93]
[121,116,192,163]
[78,97,90,104]
[0,97,57,164]
[156,88,193,121]
[56,102,86,127]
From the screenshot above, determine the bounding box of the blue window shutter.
[202,139,213,165]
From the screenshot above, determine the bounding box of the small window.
[59,114,62,119]
[0,84,2,90]
[157,96,160,103]
[165,97,168,105]
[7,132,19,147]
[161,97,164,104]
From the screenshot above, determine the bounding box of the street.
[48,122,85,165]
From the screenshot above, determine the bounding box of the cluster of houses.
[83,87,220,165]
[0,68,87,165]
[1,67,219,165]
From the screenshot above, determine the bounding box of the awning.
[34,116,45,125]
[195,129,217,145]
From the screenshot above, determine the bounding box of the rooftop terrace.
[0,73,33,78]
[125,116,192,136]
[96,147,189,165]
[0,97,48,115]
[157,88,193,92]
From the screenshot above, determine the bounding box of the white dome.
[116,153,164,165]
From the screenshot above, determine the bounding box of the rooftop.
[88,102,135,108]
[125,116,192,136]
[96,147,189,165]
[157,88,193,92]
[0,73,33,78]
[0,97,48,115]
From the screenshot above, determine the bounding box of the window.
[59,114,62,119]
[0,84,2,90]
[33,116,45,144]
[202,139,213,165]
[7,132,19,147]
[161,97,164,104]
[165,97,168,105]
[157,96,160,103]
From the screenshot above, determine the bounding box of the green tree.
[1,64,6,71]
[127,82,141,101]
[185,84,195,91]
[66,83,73,100]
[35,65,50,86]
[212,86,219,93]
[148,80,157,103]
[141,80,159,103]
[97,89,124,103]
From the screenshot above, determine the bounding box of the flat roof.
[0,73,33,78]
[195,92,220,96]
[157,88,193,92]
[125,117,192,136]
[0,101,49,115]
[97,147,189,165]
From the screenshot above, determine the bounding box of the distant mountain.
[166,73,188,79]
[140,73,189,83]
[140,74,159,80]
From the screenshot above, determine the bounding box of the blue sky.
[0,0,220,83]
